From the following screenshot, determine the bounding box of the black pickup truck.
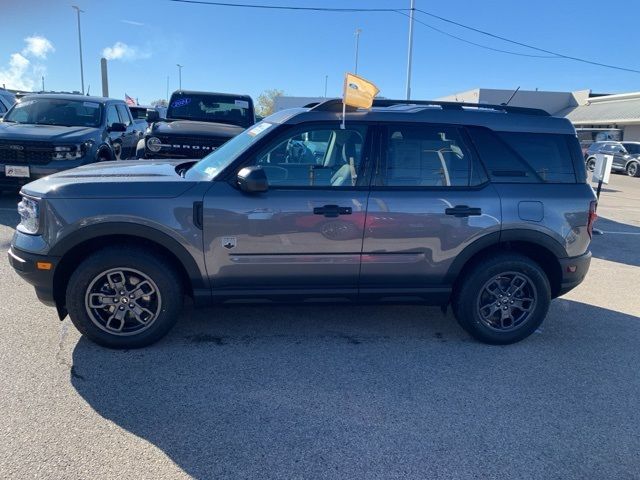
[136,90,255,159]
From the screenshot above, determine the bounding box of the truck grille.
[0,141,54,164]
[157,136,227,158]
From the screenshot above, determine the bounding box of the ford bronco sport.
[8,99,596,348]
[136,90,255,160]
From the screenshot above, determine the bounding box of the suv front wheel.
[66,246,183,348]
[452,253,551,344]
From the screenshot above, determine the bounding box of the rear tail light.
[587,200,598,238]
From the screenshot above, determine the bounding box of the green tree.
[256,89,284,117]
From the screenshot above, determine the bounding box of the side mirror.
[108,122,127,133]
[237,166,268,193]
[146,109,160,123]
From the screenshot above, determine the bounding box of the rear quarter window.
[467,127,576,183]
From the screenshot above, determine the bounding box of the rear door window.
[378,124,487,187]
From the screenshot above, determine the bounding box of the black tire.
[66,246,183,348]
[452,253,551,345]
[586,157,597,172]
[626,161,640,177]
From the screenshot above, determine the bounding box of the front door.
[202,122,373,299]
[116,104,138,159]
[360,123,501,298]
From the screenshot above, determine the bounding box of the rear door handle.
[444,205,482,217]
[313,204,352,218]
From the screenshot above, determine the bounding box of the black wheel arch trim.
[445,229,567,284]
[48,222,208,290]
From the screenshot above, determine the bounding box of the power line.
[414,8,640,74]
[394,10,557,59]
[169,0,407,12]
[169,0,640,74]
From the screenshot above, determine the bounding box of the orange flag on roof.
[343,73,379,109]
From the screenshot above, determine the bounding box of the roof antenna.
[502,86,520,106]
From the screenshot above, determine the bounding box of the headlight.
[146,137,162,152]
[51,140,93,161]
[17,196,40,234]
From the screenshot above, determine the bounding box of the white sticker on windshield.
[235,100,249,109]
[247,122,272,137]
[83,102,100,108]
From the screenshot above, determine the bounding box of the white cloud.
[121,20,145,26]
[102,42,150,61]
[0,36,54,91]
[22,36,54,59]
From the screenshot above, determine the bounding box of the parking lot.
[0,175,639,479]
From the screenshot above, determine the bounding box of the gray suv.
[8,99,597,348]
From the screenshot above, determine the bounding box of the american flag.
[125,94,137,106]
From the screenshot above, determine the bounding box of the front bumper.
[0,158,86,189]
[557,250,592,296]
[7,246,59,307]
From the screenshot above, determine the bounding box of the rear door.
[202,121,374,299]
[360,123,501,298]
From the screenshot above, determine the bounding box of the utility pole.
[176,64,183,91]
[324,75,328,97]
[72,6,85,94]
[41,76,45,92]
[405,0,415,100]
[354,28,362,74]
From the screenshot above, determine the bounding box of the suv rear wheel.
[452,253,551,344]
[66,246,183,348]
[586,157,597,172]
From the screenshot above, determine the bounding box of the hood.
[21,160,198,199]
[0,122,98,143]
[152,120,244,138]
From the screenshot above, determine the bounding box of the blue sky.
[2,0,640,105]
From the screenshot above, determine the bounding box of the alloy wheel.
[476,272,537,332]
[84,268,162,336]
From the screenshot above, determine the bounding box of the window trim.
[220,121,376,190]
[372,122,490,191]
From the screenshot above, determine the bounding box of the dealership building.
[438,88,640,144]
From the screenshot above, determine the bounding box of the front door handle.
[444,205,482,217]
[313,204,352,218]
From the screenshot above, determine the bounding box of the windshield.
[167,93,254,127]
[4,97,103,127]
[623,143,640,154]
[185,121,275,181]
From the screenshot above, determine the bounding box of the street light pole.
[405,0,415,100]
[354,28,362,74]
[72,6,85,95]
[176,64,183,91]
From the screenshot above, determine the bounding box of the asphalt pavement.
[0,174,639,479]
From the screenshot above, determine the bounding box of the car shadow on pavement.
[591,216,640,267]
[69,300,640,479]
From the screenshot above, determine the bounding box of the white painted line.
[600,231,640,235]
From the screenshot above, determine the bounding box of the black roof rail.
[308,99,357,112]
[372,99,550,116]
